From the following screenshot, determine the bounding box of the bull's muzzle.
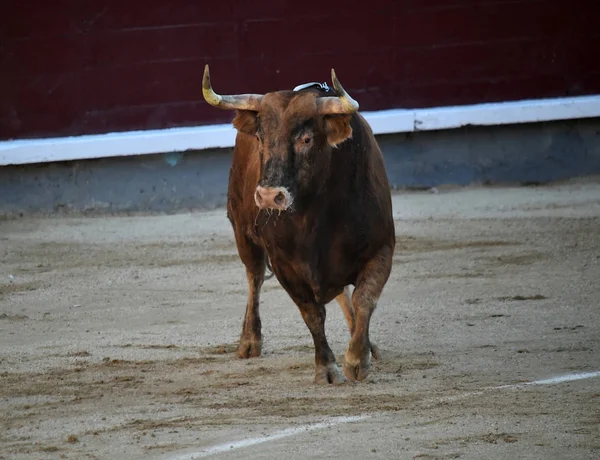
[254,186,292,211]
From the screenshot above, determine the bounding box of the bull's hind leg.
[336,286,381,360]
[296,301,346,385]
[335,286,355,336]
[234,230,266,359]
[343,247,393,381]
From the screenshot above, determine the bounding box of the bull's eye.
[295,133,313,153]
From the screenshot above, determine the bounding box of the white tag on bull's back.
[293,82,330,92]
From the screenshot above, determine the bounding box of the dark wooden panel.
[2,35,86,76]
[238,49,397,95]
[0,72,81,140]
[2,0,599,141]
[401,0,467,10]
[0,1,82,39]
[76,1,236,32]
[582,72,600,94]
[84,22,238,69]
[1,1,237,38]
[396,74,569,108]
[350,87,404,112]
[398,38,568,85]
[79,57,236,111]
[76,102,233,136]
[398,1,565,47]
[240,13,396,59]
[236,0,396,20]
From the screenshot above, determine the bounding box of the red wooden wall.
[1,0,598,141]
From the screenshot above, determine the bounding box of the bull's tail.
[264,255,275,280]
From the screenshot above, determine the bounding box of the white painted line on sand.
[167,371,600,458]
[168,415,368,460]
[496,370,600,389]
[441,370,600,403]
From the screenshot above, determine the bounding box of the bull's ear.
[324,114,352,147]
[232,110,259,135]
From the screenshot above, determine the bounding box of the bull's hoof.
[237,336,262,359]
[343,352,371,382]
[370,343,381,360]
[314,363,347,385]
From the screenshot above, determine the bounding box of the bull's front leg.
[238,264,264,358]
[232,227,266,359]
[296,301,346,385]
[343,246,393,381]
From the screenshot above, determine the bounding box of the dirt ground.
[1,179,600,460]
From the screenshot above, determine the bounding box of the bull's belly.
[256,215,384,305]
[266,251,355,306]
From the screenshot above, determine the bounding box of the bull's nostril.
[274,192,285,205]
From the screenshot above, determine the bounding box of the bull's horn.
[202,65,263,111]
[317,69,359,115]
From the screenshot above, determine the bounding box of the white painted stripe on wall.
[1,95,599,166]
[0,124,238,166]
[414,95,600,131]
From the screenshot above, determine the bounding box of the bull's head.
[202,65,358,212]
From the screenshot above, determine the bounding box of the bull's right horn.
[202,65,263,111]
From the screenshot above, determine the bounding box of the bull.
[202,65,395,384]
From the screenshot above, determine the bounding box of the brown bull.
[202,65,395,384]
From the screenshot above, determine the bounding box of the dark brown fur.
[225,87,395,384]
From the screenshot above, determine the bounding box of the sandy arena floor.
[1,179,599,459]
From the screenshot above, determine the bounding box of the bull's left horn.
[317,69,359,115]
[202,65,263,111]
